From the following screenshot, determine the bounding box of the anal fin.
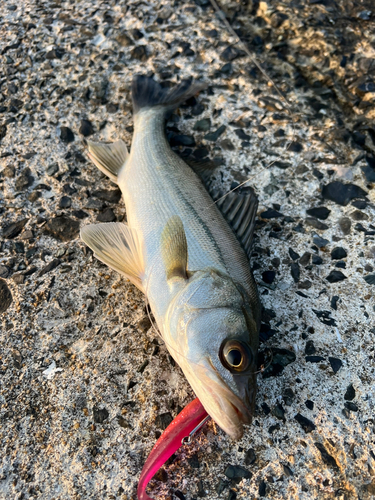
[81,223,145,292]
[87,140,128,183]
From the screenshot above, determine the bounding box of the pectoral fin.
[161,216,188,282]
[87,140,128,183]
[81,223,145,292]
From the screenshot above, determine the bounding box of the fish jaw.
[178,356,257,440]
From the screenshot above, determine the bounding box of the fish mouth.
[184,361,255,440]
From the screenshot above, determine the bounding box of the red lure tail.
[137,398,208,500]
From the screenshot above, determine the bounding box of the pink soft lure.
[137,398,208,500]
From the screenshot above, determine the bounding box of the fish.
[80,75,261,440]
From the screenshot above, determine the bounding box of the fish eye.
[220,340,252,373]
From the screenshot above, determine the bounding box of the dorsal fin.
[215,187,258,259]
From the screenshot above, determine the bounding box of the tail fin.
[132,75,206,114]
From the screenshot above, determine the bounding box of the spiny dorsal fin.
[215,187,258,259]
[161,216,188,282]
[87,139,128,183]
[81,223,145,292]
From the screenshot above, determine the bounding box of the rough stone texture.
[0,1,374,500]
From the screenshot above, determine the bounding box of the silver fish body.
[81,76,260,439]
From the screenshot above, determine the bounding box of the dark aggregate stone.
[44,216,80,242]
[0,123,7,141]
[234,129,250,140]
[364,274,375,285]
[300,252,311,266]
[79,119,94,137]
[338,217,351,235]
[305,340,316,355]
[259,480,267,497]
[245,448,256,465]
[227,490,236,500]
[362,156,375,182]
[289,248,300,260]
[39,259,61,277]
[312,254,323,265]
[220,139,234,151]
[344,401,358,412]
[45,48,63,59]
[260,208,283,218]
[106,103,118,114]
[193,118,211,132]
[215,479,229,495]
[155,412,173,430]
[321,182,367,206]
[335,261,346,269]
[350,209,368,221]
[59,196,71,209]
[224,464,251,480]
[60,126,74,143]
[305,400,314,410]
[330,296,339,310]
[93,407,109,423]
[290,262,300,283]
[283,388,295,406]
[97,208,116,222]
[0,265,10,279]
[174,491,186,500]
[305,356,325,363]
[272,403,285,421]
[130,28,143,40]
[314,443,338,468]
[204,125,226,142]
[262,270,276,284]
[2,219,28,239]
[313,235,329,248]
[0,279,12,313]
[326,270,347,283]
[131,46,148,61]
[116,33,132,46]
[344,384,356,401]
[220,46,243,62]
[137,316,152,333]
[305,217,329,230]
[92,189,122,203]
[15,168,34,190]
[331,247,347,260]
[262,348,296,378]
[170,134,195,147]
[72,210,88,219]
[312,309,336,326]
[188,454,199,469]
[294,413,316,433]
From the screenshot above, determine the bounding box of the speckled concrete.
[1,1,375,499]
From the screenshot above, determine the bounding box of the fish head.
[165,269,259,440]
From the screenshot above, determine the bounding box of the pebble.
[245,448,256,465]
[305,400,314,410]
[204,125,226,142]
[294,413,316,433]
[362,156,375,182]
[262,270,276,284]
[321,182,367,206]
[15,168,34,190]
[44,216,80,241]
[97,208,116,222]
[364,274,375,285]
[306,217,328,230]
[0,123,7,141]
[290,262,300,283]
[344,384,356,401]
[262,348,296,378]
[0,278,12,313]
[259,480,267,497]
[39,259,61,277]
[0,265,10,278]
[155,412,173,430]
[79,119,94,137]
[326,270,347,283]
[60,126,75,143]
[59,196,71,209]
[350,210,368,221]
[289,248,300,260]
[338,217,351,235]
[131,46,148,61]
[329,357,343,373]
[2,218,28,239]
[193,118,211,132]
[314,443,338,468]
[305,356,325,363]
[260,208,283,218]
[92,189,122,204]
[93,407,109,423]
[331,247,347,260]
[305,340,316,355]
[299,252,311,266]
[220,46,243,62]
[330,296,339,310]
[224,464,251,480]
[313,235,329,248]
